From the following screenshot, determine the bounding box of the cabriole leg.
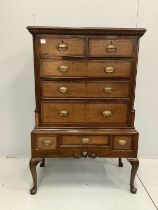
[128,158,139,194]
[118,158,123,167]
[29,158,42,195]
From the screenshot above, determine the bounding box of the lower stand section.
[128,158,139,194]
[29,158,43,195]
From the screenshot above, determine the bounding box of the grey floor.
[0,157,158,210]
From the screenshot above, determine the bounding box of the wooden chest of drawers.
[27,27,146,195]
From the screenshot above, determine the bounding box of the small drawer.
[40,37,85,57]
[41,81,86,98]
[89,39,134,57]
[37,136,57,151]
[113,136,133,150]
[40,59,86,77]
[87,61,131,78]
[86,81,129,98]
[61,135,110,146]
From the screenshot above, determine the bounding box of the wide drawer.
[61,135,110,146]
[41,81,129,98]
[89,39,134,57]
[40,37,85,57]
[41,102,128,124]
[40,59,131,78]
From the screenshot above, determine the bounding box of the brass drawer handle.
[118,139,127,146]
[42,140,52,147]
[57,42,68,51]
[58,86,68,93]
[58,65,69,73]
[106,41,116,52]
[105,66,115,73]
[103,110,112,117]
[58,110,69,117]
[82,137,90,144]
[104,87,113,94]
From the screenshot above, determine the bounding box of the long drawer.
[41,102,128,124]
[41,81,130,98]
[40,59,131,78]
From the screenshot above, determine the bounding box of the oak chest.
[27,27,146,194]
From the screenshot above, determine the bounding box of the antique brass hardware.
[82,137,90,144]
[106,41,116,52]
[58,65,69,73]
[105,66,115,73]
[57,42,68,51]
[103,110,112,117]
[42,140,52,147]
[118,139,127,146]
[58,110,69,117]
[104,87,113,93]
[58,86,68,93]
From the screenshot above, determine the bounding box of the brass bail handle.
[57,40,68,51]
[58,110,69,117]
[58,86,68,93]
[106,40,116,52]
[103,110,112,117]
[58,65,69,73]
[42,140,52,147]
[104,87,113,94]
[118,139,127,146]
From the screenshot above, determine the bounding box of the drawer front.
[40,59,131,78]
[37,136,57,151]
[113,136,133,150]
[41,102,85,123]
[61,135,110,146]
[40,60,86,77]
[41,81,86,98]
[41,81,129,98]
[40,37,85,57]
[87,81,129,98]
[86,103,128,123]
[41,102,128,124]
[87,61,131,78]
[89,39,134,57]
